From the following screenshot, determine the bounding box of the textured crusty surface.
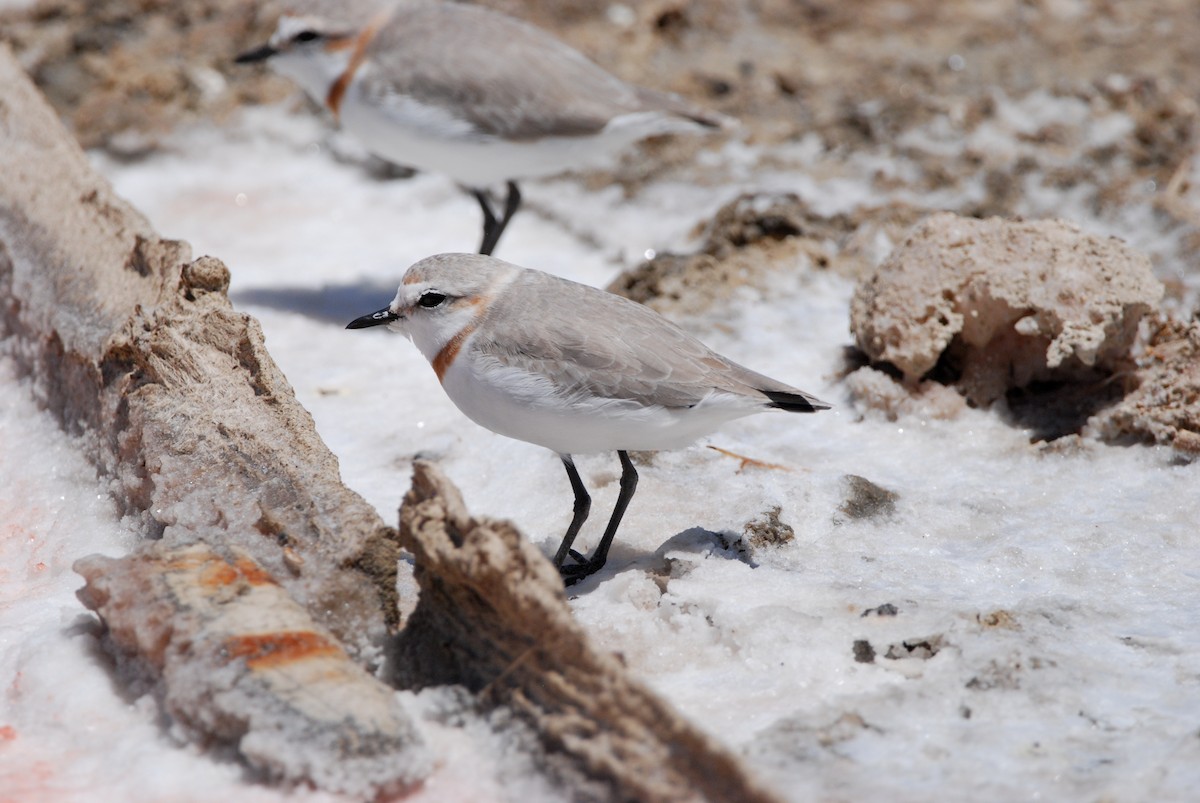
[1088,318,1200,452]
[75,543,429,797]
[395,460,783,803]
[0,45,403,660]
[850,212,1163,405]
[608,192,924,318]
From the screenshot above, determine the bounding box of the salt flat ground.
[3,99,1199,801]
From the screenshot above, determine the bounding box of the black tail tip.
[762,389,831,413]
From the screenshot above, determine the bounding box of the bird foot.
[558,552,606,586]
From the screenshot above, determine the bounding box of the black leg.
[560,451,639,586]
[473,188,499,255]
[475,181,522,256]
[553,455,591,568]
[499,180,521,232]
[590,450,638,569]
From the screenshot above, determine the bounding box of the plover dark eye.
[418,291,447,309]
[293,30,321,43]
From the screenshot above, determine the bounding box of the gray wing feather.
[477,271,812,410]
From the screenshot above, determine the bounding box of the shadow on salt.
[232,280,398,324]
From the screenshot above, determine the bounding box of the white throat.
[270,48,353,107]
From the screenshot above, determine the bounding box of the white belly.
[439,356,758,455]
[339,87,696,187]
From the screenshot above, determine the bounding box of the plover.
[236,1,727,255]
[347,253,829,584]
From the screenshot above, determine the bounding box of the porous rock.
[844,365,968,421]
[1088,318,1200,452]
[850,212,1163,405]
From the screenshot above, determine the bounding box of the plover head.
[347,254,519,372]
[236,14,359,101]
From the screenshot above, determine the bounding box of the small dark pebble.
[852,639,876,663]
[861,602,899,617]
[839,474,899,520]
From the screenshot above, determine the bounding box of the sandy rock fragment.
[1088,318,1200,452]
[75,542,430,798]
[850,213,1163,405]
[852,640,876,663]
[837,474,899,521]
[743,506,796,549]
[393,461,782,803]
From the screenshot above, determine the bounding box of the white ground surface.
[3,99,1200,800]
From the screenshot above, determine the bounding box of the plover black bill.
[347,253,830,585]
[236,1,728,256]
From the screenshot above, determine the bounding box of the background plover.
[237,1,728,255]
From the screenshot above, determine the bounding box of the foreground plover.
[236,1,726,255]
[347,253,829,585]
